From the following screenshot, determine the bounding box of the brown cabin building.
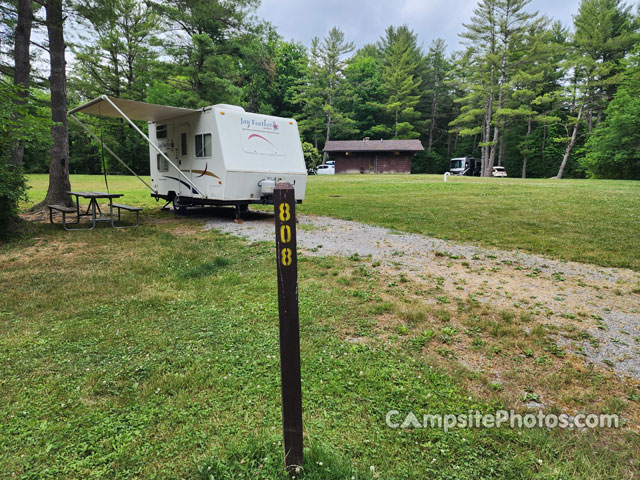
[323,138,424,174]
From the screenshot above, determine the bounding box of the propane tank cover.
[261,179,276,195]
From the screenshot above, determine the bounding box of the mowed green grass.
[24,174,640,270]
[2,217,638,479]
[25,174,159,210]
[297,175,640,270]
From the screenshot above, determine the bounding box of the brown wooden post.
[274,182,303,473]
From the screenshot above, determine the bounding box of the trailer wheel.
[173,196,187,216]
[235,203,248,220]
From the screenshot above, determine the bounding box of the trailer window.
[180,133,187,156]
[157,153,169,172]
[195,133,211,157]
[156,124,167,139]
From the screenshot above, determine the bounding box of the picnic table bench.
[47,204,80,230]
[110,203,142,228]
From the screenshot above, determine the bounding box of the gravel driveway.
[206,211,640,379]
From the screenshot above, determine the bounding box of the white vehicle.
[491,166,508,177]
[449,157,480,176]
[69,96,307,216]
[316,164,335,175]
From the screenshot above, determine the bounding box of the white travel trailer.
[69,96,307,217]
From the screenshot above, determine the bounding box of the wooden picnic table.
[48,191,141,230]
[68,191,123,230]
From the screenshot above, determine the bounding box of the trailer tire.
[235,203,249,220]
[173,196,187,216]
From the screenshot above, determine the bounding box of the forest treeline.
[1,0,640,191]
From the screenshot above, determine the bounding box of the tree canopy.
[1,0,640,181]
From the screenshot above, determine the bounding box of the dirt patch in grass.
[18,209,49,223]
[1,236,90,267]
[325,260,640,434]
[17,204,202,244]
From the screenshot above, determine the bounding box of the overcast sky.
[255,0,581,52]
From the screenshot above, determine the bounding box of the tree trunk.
[428,68,439,153]
[498,118,506,166]
[556,104,584,179]
[194,48,204,99]
[394,109,398,138]
[480,13,497,177]
[40,0,72,208]
[541,124,547,165]
[322,118,330,163]
[322,93,332,163]
[487,49,507,177]
[522,117,531,179]
[481,87,493,176]
[10,0,33,168]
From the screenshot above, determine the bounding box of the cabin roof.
[323,139,424,153]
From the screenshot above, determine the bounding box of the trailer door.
[161,142,182,194]
[178,126,190,185]
[155,123,180,195]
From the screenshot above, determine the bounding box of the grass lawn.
[3,174,639,478]
[297,175,640,270]
[24,174,640,269]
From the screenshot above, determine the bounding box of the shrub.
[0,159,27,239]
[301,142,321,169]
[0,82,29,239]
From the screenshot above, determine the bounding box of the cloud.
[256,0,579,52]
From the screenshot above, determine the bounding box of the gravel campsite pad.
[206,211,640,380]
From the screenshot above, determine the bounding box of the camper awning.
[68,95,205,197]
[69,95,199,122]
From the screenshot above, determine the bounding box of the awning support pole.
[70,114,157,194]
[100,95,206,198]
